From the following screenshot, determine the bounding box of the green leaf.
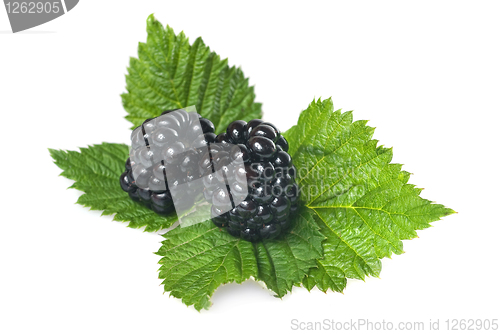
[122,14,262,133]
[156,220,258,311]
[49,143,177,232]
[253,206,325,297]
[156,206,324,309]
[284,98,455,293]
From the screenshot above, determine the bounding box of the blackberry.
[119,109,216,216]
[206,119,300,242]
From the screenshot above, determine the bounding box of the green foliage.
[49,15,455,310]
[254,206,324,297]
[49,143,177,232]
[283,98,455,292]
[156,221,258,311]
[49,98,455,308]
[156,206,324,310]
[122,14,262,133]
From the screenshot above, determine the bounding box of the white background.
[1,1,499,333]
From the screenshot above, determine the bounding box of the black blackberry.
[206,119,299,241]
[119,109,216,216]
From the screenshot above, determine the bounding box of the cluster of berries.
[207,120,299,241]
[119,110,300,242]
[119,109,216,216]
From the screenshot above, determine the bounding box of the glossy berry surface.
[119,110,217,216]
[207,119,300,242]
